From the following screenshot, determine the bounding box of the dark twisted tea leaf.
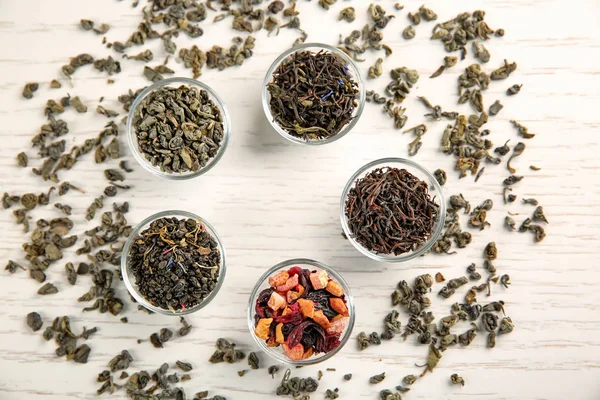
[519,217,532,232]
[268,365,279,378]
[433,169,447,186]
[473,41,490,63]
[178,316,192,336]
[491,60,517,80]
[338,6,355,22]
[532,206,549,223]
[65,262,77,285]
[357,331,370,350]
[402,25,416,40]
[529,224,546,242]
[510,120,535,139]
[94,56,121,75]
[507,84,523,95]
[38,282,58,295]
[22,82,39,99]
[20,193,38,211]
[108,350,133,371]
[450,373,465,386]
[403,375,417,385]
[507,142,525,173]
[418,4,437,21]
[489,100,504,116]
[268,50,359,141]
[16,151,28,167]
[104,169,124,182]
[368,58,384,79]
[97,105,120,118]
[487,331,496,348]
[6,260,25,274]
[407,11,421,25]
[49,79,61,89]
[484,242,498,261]
[504,175,523,186]
[248,352,259,369]
[159,328,173,343]
[127,49,153,62]
[494,140,510,156]
[73,344,91,363]
[195,391,209,399]
[31,269,46,282]
[26,312,43,331]
[505,216,517,231]
[369,372,386,384]
[2,193,20,209]
[119,160,133,173]
[498,316,515,335]
[421,344,442,376]
[69,96,87,113]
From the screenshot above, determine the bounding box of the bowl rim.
[120,209,227,316]
[126,77,231,180]
[339,157,447,263]
[261,42,366,146]
[247,258,355,365]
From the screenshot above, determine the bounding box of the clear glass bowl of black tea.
[127,77,231,180]
[340,158,446,263]
[262,43,365,146]
[121,210,226,315]
[247,258,355,365]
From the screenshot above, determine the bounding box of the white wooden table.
[1,0,599,399]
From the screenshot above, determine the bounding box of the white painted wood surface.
[0,0,599,399]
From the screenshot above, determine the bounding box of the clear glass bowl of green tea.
[121,210,226,315]
[262,43,365,145]
[247,258,355,365]
[127,77,230,179]
[340,158,446,263]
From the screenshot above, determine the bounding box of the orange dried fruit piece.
[276,274,299,293]
[326,316,349,336]
[302,346,314,359]
[286,284,305,303]
[283,343,304,361]
[330,297,349,316]
[276,322,285,344]
[268,291,286,311]
[297,298,315,319]
[312,309,331,330]
[266,334,280,347]
[326,280,344,297]
[269,270,289,287]
[254,318,273,340]
[309,270,329,290]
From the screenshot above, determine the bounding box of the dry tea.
[345,167,439,255]
[267,50,359,141]
[253,266,349,361]
[128,216,221,311]
[131,84,224,174]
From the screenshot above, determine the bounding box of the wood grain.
[0,0,599,399]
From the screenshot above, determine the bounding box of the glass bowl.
[247,258,355,365]
[121,210,227,316]
[340,158,446,263]
[261,43,365,146]
[126,77,231,180]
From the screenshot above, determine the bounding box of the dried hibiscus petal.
[288,266,302,276]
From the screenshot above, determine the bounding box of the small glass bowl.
[340,158,446,263]
[121,210,227,316]
[261,43,366,146]
[126,77,231,180]
[247,258,355,365]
